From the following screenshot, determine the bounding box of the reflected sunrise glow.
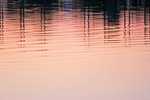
[0,0,150,100]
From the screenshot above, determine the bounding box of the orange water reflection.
[0,0,150,100]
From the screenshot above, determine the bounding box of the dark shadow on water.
[1,0,150,46]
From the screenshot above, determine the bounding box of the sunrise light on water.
[0,0,150,100]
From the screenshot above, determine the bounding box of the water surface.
[0,0,150,100]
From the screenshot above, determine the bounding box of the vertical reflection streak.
[106,0,111,42]
[149,3,150,38]
[40,1,46,45]
[107,0,111,27]
[0,5,4,44]
[144,0,146,38]
[87,1,90,35]
[83,0,86,34]
[128,0,131,30]
[124,1,126,43]
[20,0,25,48]
[103,1,106,43]
[128,0,131,44]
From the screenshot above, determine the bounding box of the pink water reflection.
[0,0,150,100]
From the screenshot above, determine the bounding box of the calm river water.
[0,0,150,100]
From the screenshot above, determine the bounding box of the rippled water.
[0,0,150,100]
